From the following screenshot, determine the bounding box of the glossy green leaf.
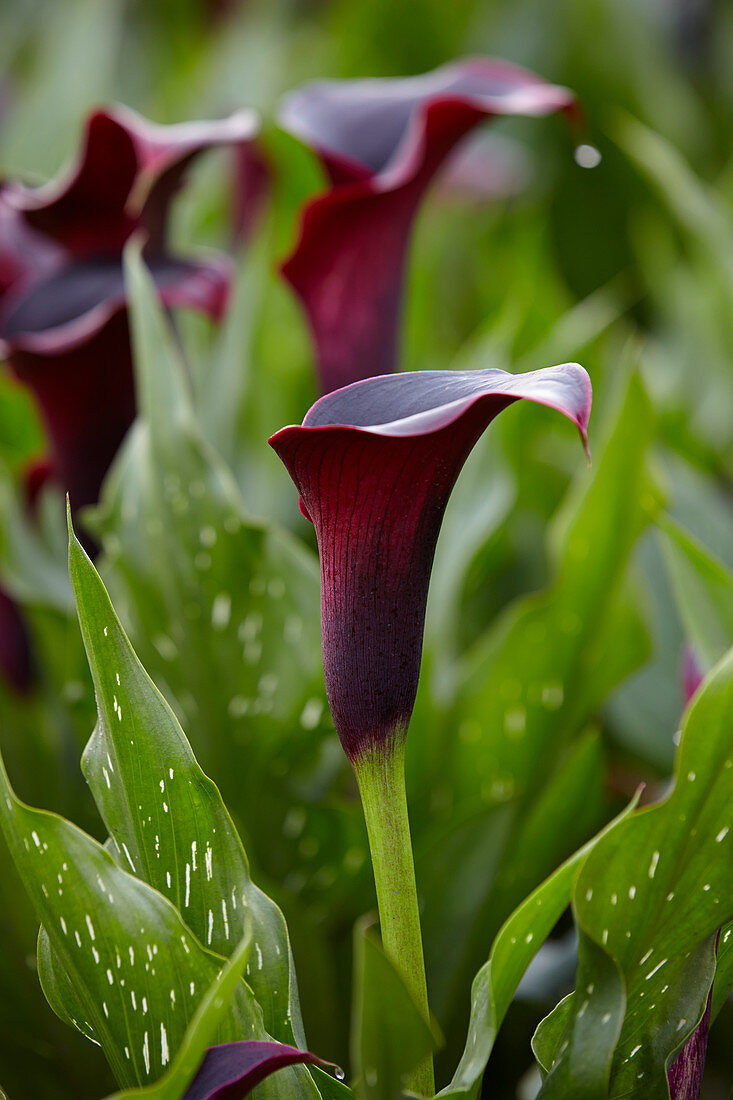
[68,510,308,1057]
[0,750,265,1089]
[308,1067,354,1100]
[455,370,656,802]
[101,932,253,1099]
[91,243,342,901]
[614,113,733,285]
[195,238,268,468]
[658,514,733,672]
[351,922,436,1100]
[0,0,121,178]
[438,790,640,1099]
[436,370,658,1031]
[534,647,733,1097]
[655,516,733,1024]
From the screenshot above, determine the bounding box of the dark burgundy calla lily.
[270,363,591,761]
[0,104,258,511]
[279,59,576,393]
[183,1040,328,1100]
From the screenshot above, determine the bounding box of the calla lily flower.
[270,362,591,761]
[183,1040,327,1100]
[0,104,258,510]
[279,59,576,393]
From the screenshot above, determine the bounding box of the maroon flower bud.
[270,363,591,760]
[0,105,258,511]
[279,59,576,393]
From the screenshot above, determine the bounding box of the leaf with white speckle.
[657,516,733,1024]
[90,244,355,919]
[438,791,640,1099]
[67,509,317,1085]
[534,647,733,1097]
[0,750,265,1089]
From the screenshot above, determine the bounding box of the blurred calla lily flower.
[0,105,259,510]
[279,59,576,393]
[270,363,591,761]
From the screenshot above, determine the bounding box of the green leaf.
[658,514,733,671]
[658,517,733,1024]
[67,506,310,1059]
[0,0,121,178]
[456,368,656,803]
[195,238,268,467]
[351,921,436,1100]
[534,647,733,1097]
[439,791,640,1099]
[435,369,659,1031]
[0,749,264,1089]
[309,1067,354,1100]
[656,516,733,1024]
[425,431,515,701]
[0,460,70,613]
[91,242,339,902]
[101,932,253,1099]
[613,113,733,284]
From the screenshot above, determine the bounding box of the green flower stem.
[353,740,434,1097]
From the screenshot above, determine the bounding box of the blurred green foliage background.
[2,0,733,1097]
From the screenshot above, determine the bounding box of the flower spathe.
[270,363,591,761]
[279,59,577,393]
[0,104,259,511]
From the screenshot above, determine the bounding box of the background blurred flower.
[0,105,259,512]
[231,137,272,245]
[270,362,591,761]
[279,58,576,394]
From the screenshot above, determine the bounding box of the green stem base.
[354,741,435,1097]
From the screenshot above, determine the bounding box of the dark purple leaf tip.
[278,58,576,393]
[667,978,713,1100]
[183,1040,329,1100]
[270,364,591,761]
